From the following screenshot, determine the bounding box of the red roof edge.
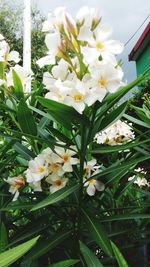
[128,21,150,61]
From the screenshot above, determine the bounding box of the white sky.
[36,0,150,82]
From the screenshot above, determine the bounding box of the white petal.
[8,51,20,63]
[36,55,55,68]
[87,185,96,196]
[105,40,124,54]
[45,32,61,53]
[78,26,93,42]
[95,180,105,191]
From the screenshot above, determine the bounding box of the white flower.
[84,159,98,176]
[85,62,123,103]
[76,6,101,29]
[5,175,25,201]
[79,23,123,64]
[47,174,68,193]
[0,39,20,63]
[7,65,32,90]
[25,155,48,183]
[7,51,20,63]
[52,147,79,172]
[84,178,105,196]
[95,120,135,145]
[128,168,149,188]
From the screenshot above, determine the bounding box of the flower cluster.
[37,6,124,114]
[128,167,150,188]
[95,120,135,146]
[5,145,105,200]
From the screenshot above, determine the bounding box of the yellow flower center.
[96,42,104,50]
[49,163,59,172]
[62,154,70,162]
[98,78,107,88]
[37,166,45,173]
[73,94,83,102]
[53,179,62,187]
[88,179,95,185]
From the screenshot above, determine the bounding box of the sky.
[36,0,150,82]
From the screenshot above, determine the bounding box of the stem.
[75,124,86,255]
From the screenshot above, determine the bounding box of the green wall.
[136,44,150,76]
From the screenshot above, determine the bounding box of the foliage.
[0,5,150,267]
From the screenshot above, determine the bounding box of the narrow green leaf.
[111,241,129,267]
[17,99,37,136]
[82,210,113,257]
[31,184,80,211]
[123,114,150,128]
[100,214,150,222]
[92,138,150,153]
[51,259,79,267]
[98,101,127,132]
[92,154,150,180]
[0,236,39,267]
[0,223,7,252]
[12,69,24,100]
[13,142,35,160]
[80,241,104,267]
[22,231,71,263]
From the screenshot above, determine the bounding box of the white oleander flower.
[79,23,123,64]
[84,178,105,196]
[84,159,99,176]
[95,120,135,146]
[5,175,25,201]
[25,155,48,183]
[47,174,68,193]
[0,39,20,63]
[128,168,149,188]
[84,159,104,196]
[85,62,123,103]
[7,65,32,90]
[52,147,79,172]
[76,6,101,29]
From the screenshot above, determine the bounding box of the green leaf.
[37,97,90,129]
[123,114,150,128]
[13,142,35,160]
[92,154,150,180]
[17,99,37,136]
[22,231,71,263]
[0,236,39,267]
[0,223,7,253]
[82,210,113,257]
[111,241,129,267]
[51,259,79,267]
[31,184,80,211]
[12,69,24,100]
[100,214,150,222]
[92,138,150,154]
[80,241,104,267]
[97,101,128,132]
